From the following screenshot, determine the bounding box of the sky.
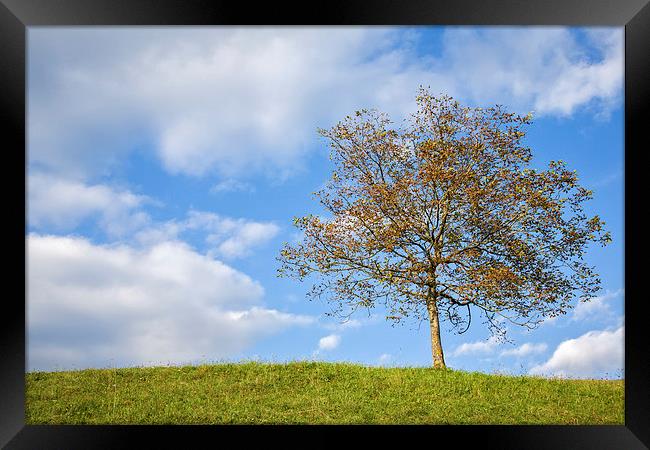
[26,26,624,378]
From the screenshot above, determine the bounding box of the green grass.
[26,361,623,424]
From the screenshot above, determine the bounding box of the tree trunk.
[427,301,446,369]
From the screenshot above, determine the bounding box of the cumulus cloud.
[136,210,280,258]
[28,172,279,257]
[453,335,500,357]
[29,27,622,181]
[208,221,281,259]
[317,334,341,352]
[27,234,314,371]
[28,172,151,236]
[439,28,622,117]
[500,342,548,358]
[571,289,623,322]
[529,326,624,378]
[29,28,394,179]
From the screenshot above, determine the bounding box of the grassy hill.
[26,361,624,424]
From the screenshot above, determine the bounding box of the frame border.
[1,1,648,448]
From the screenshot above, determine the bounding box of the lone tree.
[278,89,611,368]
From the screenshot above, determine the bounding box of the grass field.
[26,362,624,424]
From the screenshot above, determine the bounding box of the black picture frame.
[1,1,647,448]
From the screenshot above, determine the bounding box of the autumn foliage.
[278,89,611,368]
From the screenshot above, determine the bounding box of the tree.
[277,88,611,368]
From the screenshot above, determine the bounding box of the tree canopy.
[278,88,611,368]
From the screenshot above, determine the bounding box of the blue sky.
[26,26,624,378]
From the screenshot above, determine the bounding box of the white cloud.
[29,28,396,179]
[534,29,623,117]
[28,172,151,236]
[453,335,500,357]
[571,289,623,322]
[28,173,279,256]
[317,334,341,352]
[132,221,185,247]
[440,28,622,117]
[210,179,255,194]
[27,234,314,371]
[500,342,548,358]
[29,27,622,181]
[541,315,561,326]
[209,221,281,259]
[529,326,624,378]
[136,210,280,258]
